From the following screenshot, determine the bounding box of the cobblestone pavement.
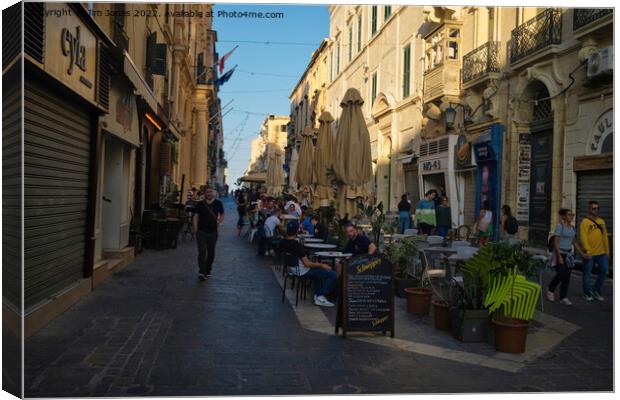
[24,198,613,396]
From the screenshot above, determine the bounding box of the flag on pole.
[216,65,237,89]
[217,45,238,75]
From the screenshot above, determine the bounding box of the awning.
[123,52,159,113]
[239,172,267,183]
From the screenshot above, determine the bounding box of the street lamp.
[444,103,469,130]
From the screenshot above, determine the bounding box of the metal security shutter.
[24,81,91,309]
[576,169,613,241]
[2,75,23,309]
[462,170,476,226]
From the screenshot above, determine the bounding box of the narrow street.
[24,198,613,396]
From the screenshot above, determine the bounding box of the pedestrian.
[500,205,519,244]
[398,194,412,234]
[476,200,493,246]
[236,191,248,236]
[415,190,437,235]
[436,196,452,238]
[546,208,589,306]
[278,221,337,307]
[579,201,610,301]
[192,185,224,281]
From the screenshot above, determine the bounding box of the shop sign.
[516,134,531,222]
[101,80,140,146]
[588,109,613,155]
[43,6,97,102]
[421,159,441,172]
[454,134,472,169]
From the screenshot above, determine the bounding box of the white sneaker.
[583,292,594,302]
[546,290,555,302]
[592,291,604,301]
[314,295,335,307]
[560,298,573,306]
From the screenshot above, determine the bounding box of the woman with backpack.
[546,208,590,306]
[500,205,518,243]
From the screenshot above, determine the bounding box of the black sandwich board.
[335,254,395,338]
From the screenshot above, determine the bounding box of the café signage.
[336,254,395,338]
[43,5,97,102]
[588,109,613,155]
[61,26,87,75]
[422,159,441,171]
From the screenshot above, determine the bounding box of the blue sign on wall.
[474,124,504,242]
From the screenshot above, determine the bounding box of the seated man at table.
[300,212,315,235]
[278,222,337,307]
[258,209,283,256]
[312,216,329,241]
[344,223,377,255]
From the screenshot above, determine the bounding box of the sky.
[212,3,329,187]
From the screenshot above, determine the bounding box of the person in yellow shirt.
[579,201,610,301]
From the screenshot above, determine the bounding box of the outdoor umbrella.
[294,126,315,204]
[313,111,335,207]
[333,88,373,219]
[266,146,284,196]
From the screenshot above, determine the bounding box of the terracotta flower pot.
[491,318,529,354]
[432,300,451,331]
[404,287,433,315]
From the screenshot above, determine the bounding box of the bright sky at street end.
[213,4,329,187]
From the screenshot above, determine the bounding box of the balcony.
[113,21,129,53]
[423,22,462,104]
[510,8,562,65]
[196,66,215,85]
[573,8,613,38]
[462,41,500,87]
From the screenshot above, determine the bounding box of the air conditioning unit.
[587,47,613,79]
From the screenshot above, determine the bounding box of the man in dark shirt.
[192,185,224,281]
[278,222,337,307]
[343,223,377,255]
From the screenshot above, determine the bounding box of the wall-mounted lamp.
[444,103,469,130]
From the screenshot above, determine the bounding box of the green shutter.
[372,6,377,35]
[384,6,391,20]
[152,43,167,76]
[336,42,340,74]
[403,45,410,98]
[348,28,353,61]
[372,72,377,104]
[357,15,362,52]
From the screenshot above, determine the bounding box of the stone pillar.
[193,87,210,187]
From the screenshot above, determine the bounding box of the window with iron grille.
[532,85,552,121]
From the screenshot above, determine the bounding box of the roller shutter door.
[576,170,613,259]
[2,75,23,310]
[24,81,91,309]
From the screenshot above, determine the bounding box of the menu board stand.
[335,254,395,338]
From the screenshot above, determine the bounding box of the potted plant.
[404,267,433,315]
[483,241,544,353]
[357,201,385,244]
[384,238,418,297]
[450,245,495,342]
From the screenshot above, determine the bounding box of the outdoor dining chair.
[280,252,313,307]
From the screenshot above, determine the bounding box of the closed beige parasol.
[313,111,335,207]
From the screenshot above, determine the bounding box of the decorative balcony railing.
[462,41,500,84]
[510,8,562,64]
[196,66,215,85]
[573,8,613,31]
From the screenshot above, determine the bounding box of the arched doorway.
[525,81,554,244]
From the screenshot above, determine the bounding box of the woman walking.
[500,205,519,244]
[397,194,412,233]
[476,200,493,246]
[547,208,590,305]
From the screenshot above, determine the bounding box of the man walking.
[192,185,224,281]
[579,201,610,301]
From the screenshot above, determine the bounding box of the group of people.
[193,184,609,309]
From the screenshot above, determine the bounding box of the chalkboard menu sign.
[335,254,395,338]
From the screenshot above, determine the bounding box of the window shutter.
[152,43,167,76]
[146,32,156,70]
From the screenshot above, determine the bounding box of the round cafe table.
[304,242,337,250]
[314,251,353,269]
[298,233,314,238]
[302,238,324,243]
[280,214,298,221]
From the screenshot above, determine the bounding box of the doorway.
[528,128,553,245]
